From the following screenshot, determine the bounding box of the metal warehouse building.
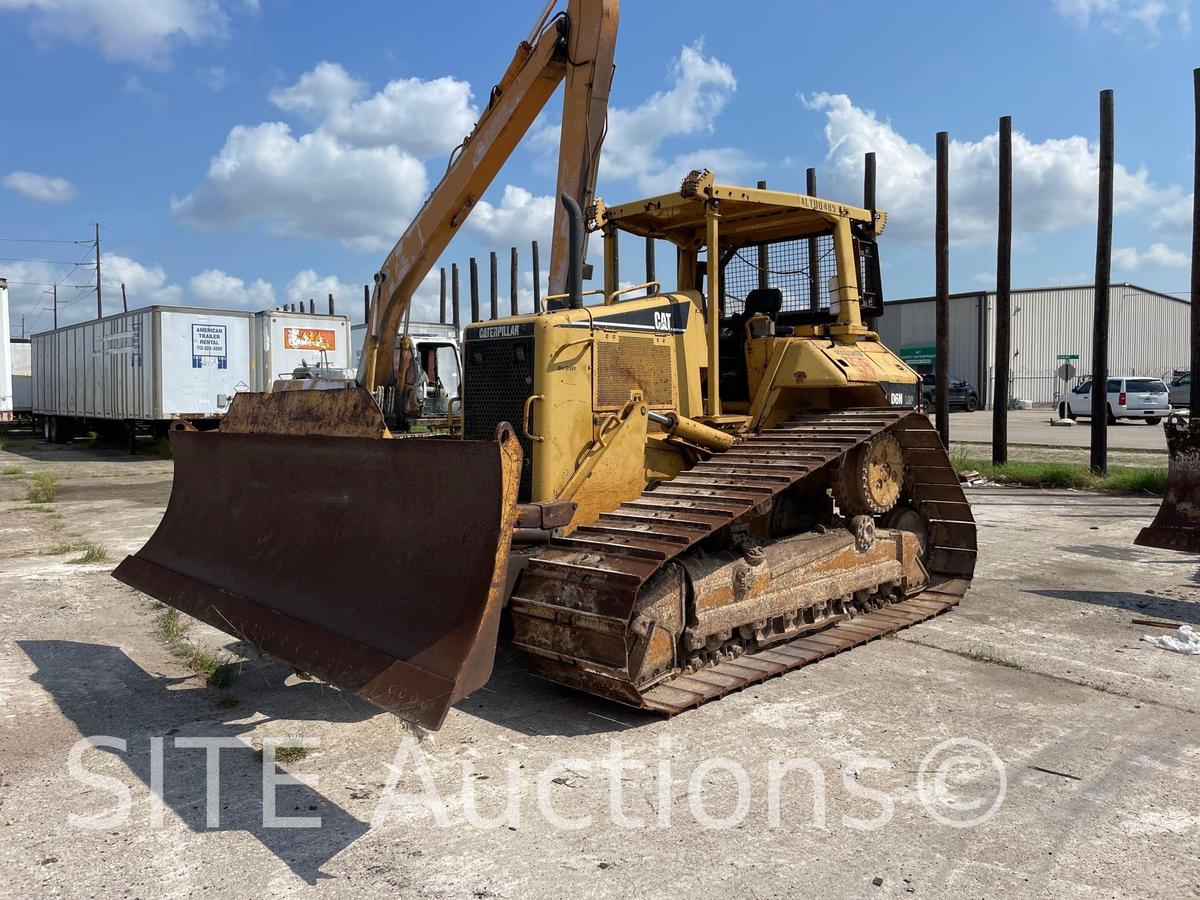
[876,283,1189,407]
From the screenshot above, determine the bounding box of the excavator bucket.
[114,392,522,729]
[1136,414,1200,553]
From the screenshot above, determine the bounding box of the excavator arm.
[362,0,618,391]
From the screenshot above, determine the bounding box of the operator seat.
[720,287,782,401]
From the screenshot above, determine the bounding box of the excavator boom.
[362,0,617,391]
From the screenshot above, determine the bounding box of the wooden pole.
[935,131,951,448]
[52,283,57,329]
[756,180,770,290]
[531,240,541,311]
[806,168,819,309]
[328,292,335,316]
[439,268,447,324]
[451,263,461,332]
[94,223,102,319]
[510,247,519,315]
[1191,69,1200,415]
[363,284,369,324]
[488,251,499,319]
[645,235,655,295]
[121,282,127,313]
[469,257,480,323]
[993,116,1013,465]
[1091,90,1114,476]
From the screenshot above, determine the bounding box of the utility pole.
[993,116,1013,465]
[1091,90,1115,476]
[121,282,128,313]
[94,223,102,319]
[1191,68,1200,416]
[935,132,951,449]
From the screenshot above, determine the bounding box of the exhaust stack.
[561,192,584,309]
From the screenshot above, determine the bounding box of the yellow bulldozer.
[115,0,976,729]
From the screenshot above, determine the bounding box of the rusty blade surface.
[1136,414,1200,553]
[114,426,521,729]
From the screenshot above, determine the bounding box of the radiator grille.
[595,335,674,410]
[463,336,535,501]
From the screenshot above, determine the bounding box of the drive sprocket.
[833,430,904,516]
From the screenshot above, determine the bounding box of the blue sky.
[2,0,1197,335]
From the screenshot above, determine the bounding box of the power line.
[0,237,92,244]
[0,256,94,265]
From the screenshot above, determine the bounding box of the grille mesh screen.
[463,336,534,500]
[721,235,838,315]
[595,336,674,410]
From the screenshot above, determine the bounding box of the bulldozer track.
[509,408,976,715]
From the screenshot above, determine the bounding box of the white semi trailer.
[31,305,351,443]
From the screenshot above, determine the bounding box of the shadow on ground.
[453,642,657,737]
[18,640,375,885]
[1028,589,1200,624]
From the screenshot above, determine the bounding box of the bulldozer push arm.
[360,0,618,392]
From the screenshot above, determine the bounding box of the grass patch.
[152,607,240,687]
[26,472,62,503]
[69,541,112,564]
[146,438,173,459]
[2,464,25,477]
[950,647,1022,669]
[953,456,1167,495]
[214,694,240,710]
[256,741,311,765]
[154,607,191,644]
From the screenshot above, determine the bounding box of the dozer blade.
[1136,414,1200,553]
[114,422,522,730]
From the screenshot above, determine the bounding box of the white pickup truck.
[1060,377,1172,424]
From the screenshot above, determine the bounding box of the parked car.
[1169,372,1191,408]
[921,373,981,412]
[1061,377,1171,424]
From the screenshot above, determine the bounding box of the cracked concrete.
[0,440,1197,898]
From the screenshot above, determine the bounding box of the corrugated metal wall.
[875,293,986,390]
[880,284,1190,407]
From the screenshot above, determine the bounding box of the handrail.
[606,281,660,304]
[538,288,604,314]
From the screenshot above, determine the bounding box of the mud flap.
[1136,414,1200,553]
[114,424,522,729]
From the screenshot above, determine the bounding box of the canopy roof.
[597,176,886,248]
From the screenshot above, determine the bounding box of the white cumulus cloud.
[1054,0,1191,38]
[466,185,554,245]
[271,62,477,157]
[171,123,429,250]
[175,61,482,249]
[1113,242,1190,269]
[0,0,235,67]
[3,170,75,203]
[103,253,182,305]
[188,268,275,308]
[803,92,1177,244]
[601,41,755,194]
